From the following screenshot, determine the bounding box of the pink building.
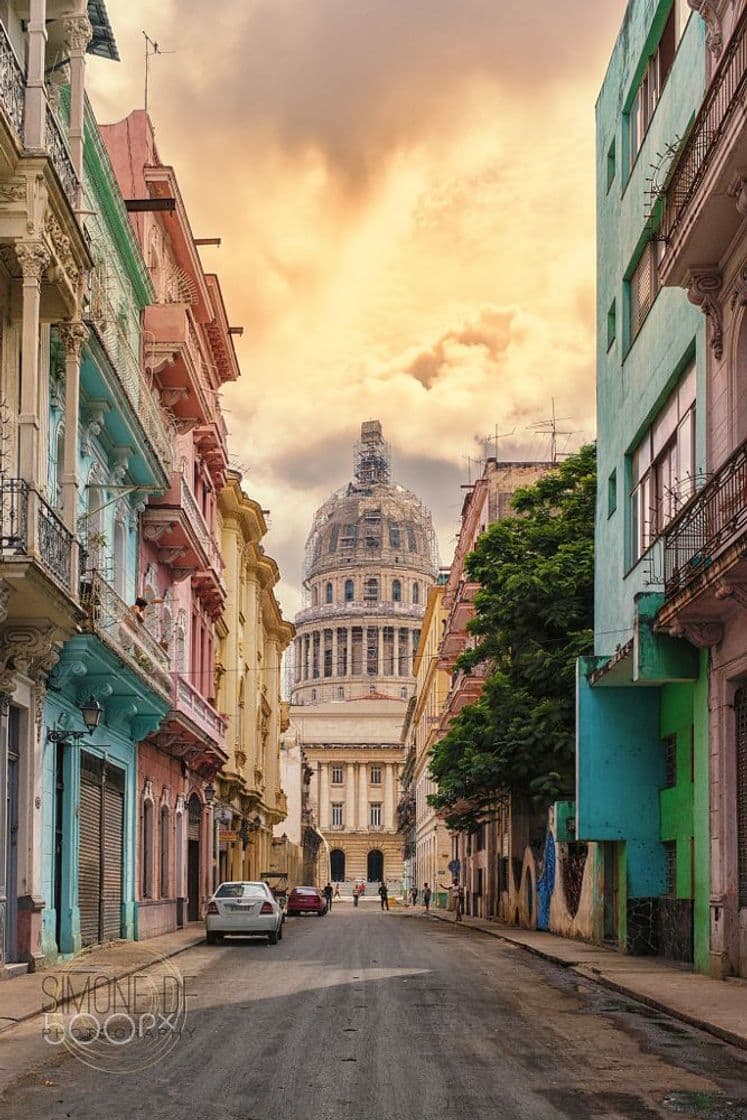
[101,112,239,936]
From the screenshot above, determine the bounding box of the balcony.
[0,23,25,146]
[172,673,227,744]
[657,437,747,645]
[45,103,78,209]
[143,303,214,425]
[0,479,79,619]
[143,473,224,586]
[661,7,747,285]
[80,572,171,699]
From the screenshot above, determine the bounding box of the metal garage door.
[78,753,124,947]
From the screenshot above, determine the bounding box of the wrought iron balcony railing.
[663,439,747,597]
[0,478,75,594]
[0,22,25,142]
[81,571,172,695]
[45,103,78,208]
[663,6,747,246]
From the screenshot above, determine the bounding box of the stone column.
[24,0,47,150]
[346,762,356,832]
[394,628,400,676]
[377,626,384,678]
[332,627,338,678]
[63,15,92,196]
[358,761,368,832]
[384,763,394,830]
[57,321,88,532]
[320,762,330,830]
[16,242,50,486]
[345,628,352,678]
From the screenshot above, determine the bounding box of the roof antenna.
[143,32,175,115]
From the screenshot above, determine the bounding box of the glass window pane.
[678,362,696,413]
[652,393,678,457]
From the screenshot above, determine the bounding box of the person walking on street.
[422,883,432,912]
[410,885,418,907]
[455,883,465,922]
[353,884,360,908]
[440,879,463,921]
[378,881,389,911]
[323,882,333,911]
[333,883,341,899]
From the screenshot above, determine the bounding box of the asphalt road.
[1,907,747,1120]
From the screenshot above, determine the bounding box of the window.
[406,524,417,551]
[630,362,696,562]
[628,240,660,344]
[331,803,344,828]
[328,524,339,553]
[664,840,677,897]
[369,802,382,828]
[344,578,354,602]
[608,469,617,517]
[371,766,382,785]
[337,686,345,700]
[331,766,343,784]
[389,523,401,548]
[607,299,617,350]
[142,799,154,899]
[627,5,676,172]
[312,586,319,606]
[325,582,333,604]
[664,736,677,788]
[400,686,407,699]
[412,581,420,605]
[364,578,378,603]
[606,138,616,192]
[392,579,402,602]
[160,806,170,898]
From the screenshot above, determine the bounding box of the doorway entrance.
[4,708,20,963]
[187,795,201,921]
[330,849,345,881]
[367,849,383,882]
[78,753,124,947]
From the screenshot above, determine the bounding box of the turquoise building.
[576,0,711,971]
[40,99,172,960]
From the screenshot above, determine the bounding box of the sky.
[88,0,627,620]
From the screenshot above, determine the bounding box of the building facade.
[215,473,293,887]
[654,0,747,978]
[291,421,438,889]
[577,0,711,971]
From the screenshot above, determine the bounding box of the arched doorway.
[367,849,384,882]
[187,794,202,922]
[330,849,345,881]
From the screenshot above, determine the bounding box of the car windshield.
[215,884,268,899]
[293,888,319,895]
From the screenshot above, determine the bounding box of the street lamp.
[47,696,103,743]
[204,780,216,805]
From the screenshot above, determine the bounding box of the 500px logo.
[39,947,191,1074]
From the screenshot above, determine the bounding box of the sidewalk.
[416,909,747,1051]
[0,924,205,1035]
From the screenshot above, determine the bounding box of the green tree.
[429,444,596,831]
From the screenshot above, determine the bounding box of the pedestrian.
[440,879,463,920]
[323,882,333,911]
[333,882,341,899]
[352,885,360,908]
[422,883,432,912]
[410,885,418,907]
[456,883,465,922]
[378,881,389,911]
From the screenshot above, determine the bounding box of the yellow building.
[216,472,294,884]
[409,582,451,904]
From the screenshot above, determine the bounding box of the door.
[603,842,619,943]
[736,688,747,972]
[4,708,19,963]
[330,849,345,881]
[367,849,383,882]
[187,795,201,922]
[78,753,124,947]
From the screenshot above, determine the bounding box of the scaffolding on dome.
[354,419,391,485]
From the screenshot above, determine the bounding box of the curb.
[424,910,747,1053]
[0,934,205,1037]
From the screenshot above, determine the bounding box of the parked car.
[205,881,284,945]
[286,886,327,917]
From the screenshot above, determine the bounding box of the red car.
[286,886,327,917]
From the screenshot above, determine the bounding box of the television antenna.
[475,425,515,460]
[143,32,176,115]
[529,399,574,463]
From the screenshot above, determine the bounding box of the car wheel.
[206,931,219,945]
[318,909,324,917]
[268,930,278,945]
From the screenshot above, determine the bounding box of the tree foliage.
[428,444,596,831]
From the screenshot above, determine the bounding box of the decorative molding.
[730,259,747,307]
[57,320,89,360]
[15,240,50,283]
[688,0,723,56]
[728,169,747,218]
[62,15,93,53]
[687,268,724,359]
[0,181,26,205]
[662,619,724,647]
[0,581,12,626]
[80,400,109,454]
[714,580,747,609]
[44,211,80,291]
[143,520,175,542]
[160,387,189,409]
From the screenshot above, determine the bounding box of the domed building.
[289,421,438,890]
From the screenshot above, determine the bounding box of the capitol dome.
[291,421,438,705]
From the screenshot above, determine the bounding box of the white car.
[205,881,284,945]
